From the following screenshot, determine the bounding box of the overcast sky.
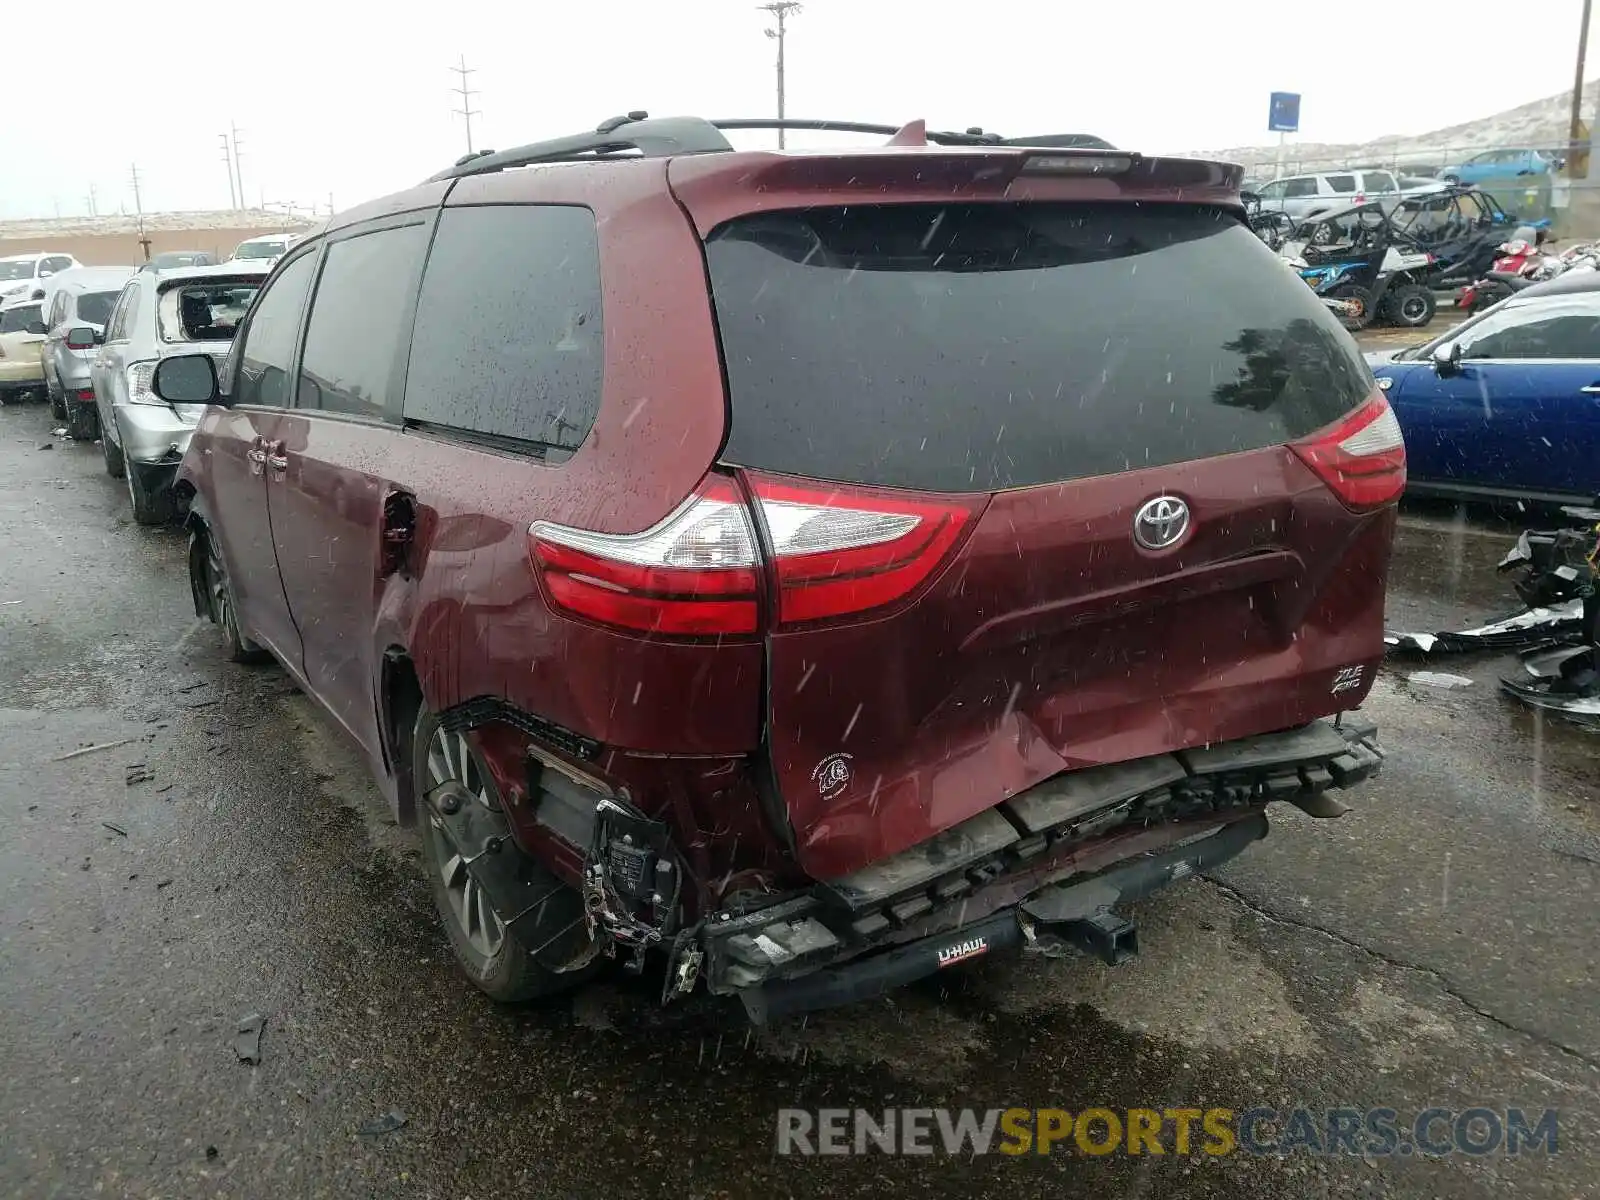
[3,0,1595,220]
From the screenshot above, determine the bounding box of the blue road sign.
[1269,92,1301,134]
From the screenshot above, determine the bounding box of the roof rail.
[424,112,1116,183]
[708,118,1004,146]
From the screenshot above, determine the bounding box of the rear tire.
[46,373,65,421]
[1328,283,1373,331]
[412,704,595,1003]
[1384,283,1436,328]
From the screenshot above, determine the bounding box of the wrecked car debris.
[1406,671,1474,689]
[356,1111,406,1136]
[234,1013,266,1065]
[52,737,139,762]
[1385,601,1584,656]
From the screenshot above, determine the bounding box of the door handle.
[245,438,267,474]
[265,440,288,474]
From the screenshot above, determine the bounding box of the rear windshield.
[707,203,1373,492]
[77,291,120,327]
[159,281,261,342]
[234,240,286,260]
[0,303,42,334]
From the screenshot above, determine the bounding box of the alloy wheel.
[424,728,506,959]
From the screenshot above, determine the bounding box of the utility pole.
[451,54,480,156]
[327,191,336,217]
[1571,0,1594,178]
[130,163,151,262]
[759,2,801,148]
[86,183,98,217]
[219,133,238,208]
[230,122,246,212]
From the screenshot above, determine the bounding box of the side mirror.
[1432,340,1463,375]
[64,325,100,350]
[38,268,55,279]
[152,353,220,405]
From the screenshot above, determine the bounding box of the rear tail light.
[747,474,977,624]
[528,472,978,636]
[529,475,760,636]
[1290,392,1407,511]
[125,361,162,406]
[70,387,94,403]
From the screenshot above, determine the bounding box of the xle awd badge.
[812,752,854,799]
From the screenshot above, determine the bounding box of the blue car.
[1436,148,1557,186]
[1366,272,1600,505]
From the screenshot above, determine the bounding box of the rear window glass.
[402,205,603,455]
[707,204,1373,493]
[158,281,261,342]
[0,303,41,333]
[1325,174,1357,193]
[76,291,120,327]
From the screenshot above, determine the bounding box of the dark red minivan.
[157,116,1395,1019]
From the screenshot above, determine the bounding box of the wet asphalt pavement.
[3,396,1600,1200]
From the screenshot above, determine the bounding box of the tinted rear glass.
[707,204,1373,492]
[0,303,41,333]
[77,291,120,327]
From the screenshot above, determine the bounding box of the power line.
[219,133,238,208]
[758,2,802,148]
[451,54,480,156]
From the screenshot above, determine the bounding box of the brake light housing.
[529,475,761,637]
[746,473,979,625]
[1290,392,1407,511]
[528,471,980,637]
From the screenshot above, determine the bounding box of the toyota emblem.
[1133,495,1190,550]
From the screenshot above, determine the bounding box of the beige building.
[0,210,320,267]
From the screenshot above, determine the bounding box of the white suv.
[1250,170,1407,221]
[0,251,82,303]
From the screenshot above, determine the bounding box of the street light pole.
[1570,0,1593,176]
[759,2,801,148]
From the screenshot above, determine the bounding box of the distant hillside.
[1187,81,1598,173]
[0,209,318,240]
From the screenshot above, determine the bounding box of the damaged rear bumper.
[704,715,1382,1020]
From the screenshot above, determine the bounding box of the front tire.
[102,416,126,477]
[412,705,595,1003]
[64,394,97,442]
[193,522,270,663]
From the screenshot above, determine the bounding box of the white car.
[227,234,299,265]
[0,251,82,303]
